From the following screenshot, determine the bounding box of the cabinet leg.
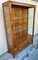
[12,52,15,58]
[13,55,15,58]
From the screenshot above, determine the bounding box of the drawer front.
[15,39,32,55]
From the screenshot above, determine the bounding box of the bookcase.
[2,1,36,57]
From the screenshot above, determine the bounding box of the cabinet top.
[2,1,36,8]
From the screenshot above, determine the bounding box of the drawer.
[15,39,32,55]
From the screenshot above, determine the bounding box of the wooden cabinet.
[2,1,36,57]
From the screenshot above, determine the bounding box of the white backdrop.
[0,0,8,55]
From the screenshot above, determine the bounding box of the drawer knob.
[19,47,21,50]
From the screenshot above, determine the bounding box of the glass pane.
[28,8,34,35]
[4,6,12,46]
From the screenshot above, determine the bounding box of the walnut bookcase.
[2,1,36,57]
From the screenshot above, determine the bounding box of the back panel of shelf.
[11,5,28,40]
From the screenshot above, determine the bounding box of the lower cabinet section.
[8,34,32,57]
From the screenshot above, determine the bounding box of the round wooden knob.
[19,47,21,50]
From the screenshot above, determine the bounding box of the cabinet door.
[3,6,12,47]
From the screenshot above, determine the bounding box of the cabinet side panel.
[3,5,13,49]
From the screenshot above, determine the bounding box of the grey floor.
[0,34,38,60]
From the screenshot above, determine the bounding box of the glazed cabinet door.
[3,5,13,49]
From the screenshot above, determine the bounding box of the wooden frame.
[2,1,36,58]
